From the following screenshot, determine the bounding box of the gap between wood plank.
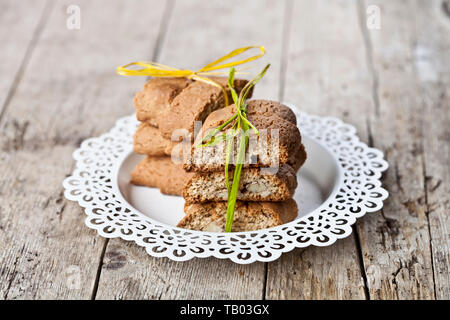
[356,0,380,117]
[421,152,437,300]
[151,0,175,62]
[352,227,370,300]
[353,0,378,300]
[0,0,53,122]
[90,238,109,300]
[278,0,293,103]
[89,0,176,299]
[262,262,268,300]
[415,4,437,298]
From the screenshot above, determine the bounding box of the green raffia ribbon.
[197,64,270,232]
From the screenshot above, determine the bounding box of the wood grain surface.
[0,0,448,300]
[267,0,371,300]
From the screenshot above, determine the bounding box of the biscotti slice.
[158,77,251,140]
[178,199,298,232]
[183,164,297,203]
[134,77,191,126]
[184,102,302,172]
[133,122,177,156]
[130,156,193,196]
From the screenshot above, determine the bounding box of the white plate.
[63,106,388,264]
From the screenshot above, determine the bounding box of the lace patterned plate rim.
[63,104,389,264]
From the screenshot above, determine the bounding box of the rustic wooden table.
[0,0,448,300]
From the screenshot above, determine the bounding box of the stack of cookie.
[130,77,251,195]
[178,100,307,232]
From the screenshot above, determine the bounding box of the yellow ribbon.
[117,46,266,107]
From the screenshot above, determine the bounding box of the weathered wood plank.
[266,0,372,300]
[94,0,287,300]
[355,0,437,299]
[96,241,266,299]
[0,0,167,299]
[0,0,48,116]
[415,0,450,300]
[0,146,105,299]
[266,237,367,299]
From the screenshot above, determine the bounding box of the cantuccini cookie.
[134,77,191,126]
[183,100,303,172]
[130,156,193,196]
[158,77,251,140]
[178,199,298,232]
[133,122,177,156]
[183,164,297,203]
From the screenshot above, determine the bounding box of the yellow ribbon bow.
[116,46,266,107]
